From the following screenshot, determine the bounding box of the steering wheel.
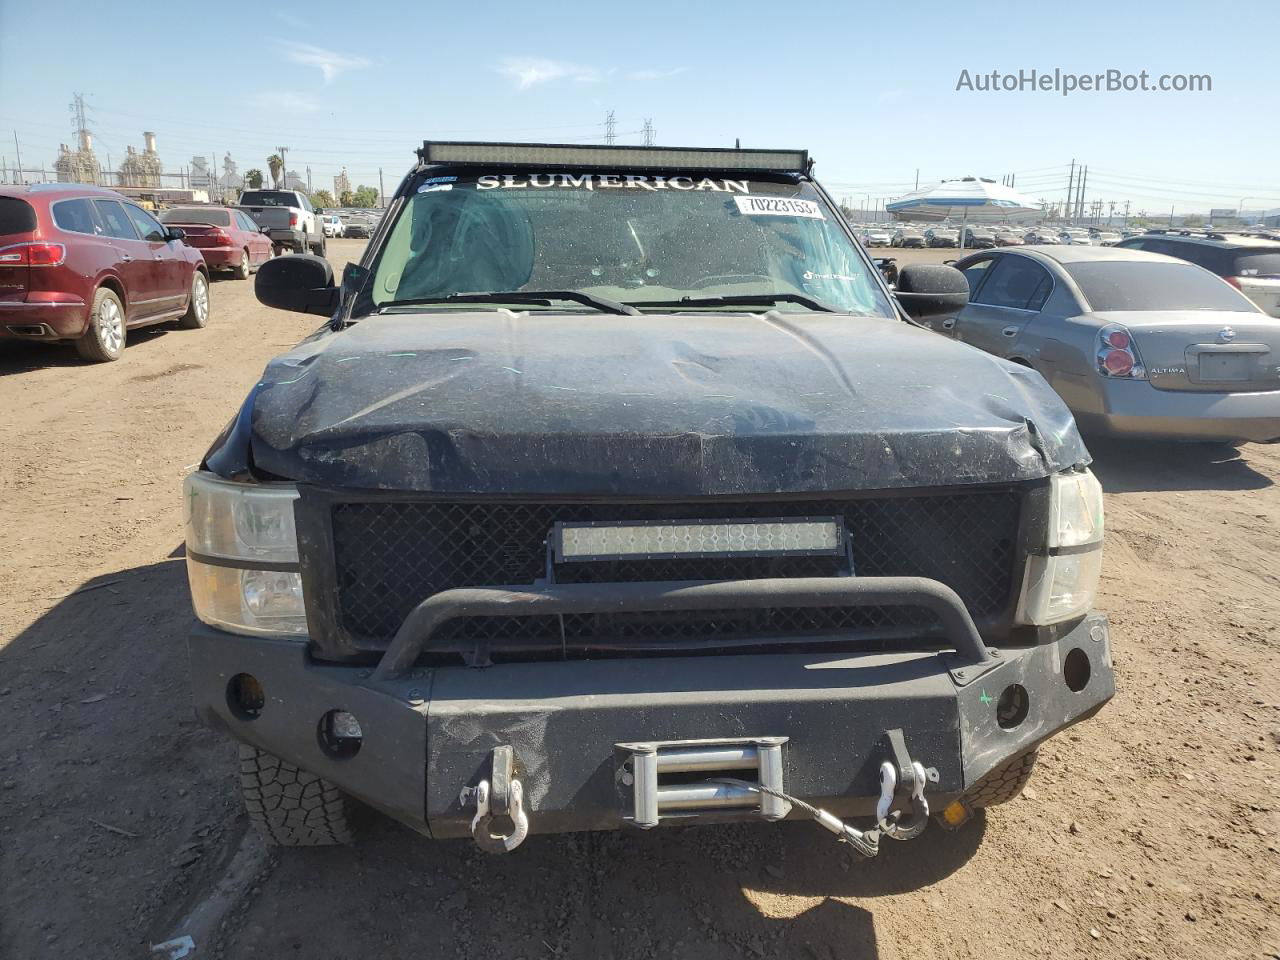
[689,273,774,290]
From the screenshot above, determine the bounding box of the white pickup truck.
[237,189,325,256]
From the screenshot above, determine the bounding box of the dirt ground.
[1,239,1276,960]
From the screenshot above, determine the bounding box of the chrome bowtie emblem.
[1218,326,1236,343]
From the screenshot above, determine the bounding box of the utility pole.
[306,165,312,194]
[1064,159,1075,224]
[378,168,385,208]
[14,130,24,185]
[276,146,288,188]
[1169,204,1175,227]
[605,110,616,145]
[914,168,919,190]
[1123,200,1131,228]
[641,118,655,146]
[1076,165,1087,221]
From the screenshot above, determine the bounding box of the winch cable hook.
[708,778,881,858]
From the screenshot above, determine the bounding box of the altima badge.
[1218,326,1236,343]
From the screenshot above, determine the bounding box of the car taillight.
[289,213,299,227]
[0,242,66,266]
[211,229,233,246]
[1097,323,1145,379]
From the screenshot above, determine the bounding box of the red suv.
[0,185,210,362]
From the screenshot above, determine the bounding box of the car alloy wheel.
[193,273,209,322]
[99,296,124,353]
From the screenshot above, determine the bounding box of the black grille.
[325,491,1022,657]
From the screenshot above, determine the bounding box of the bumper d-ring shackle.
[460,744,529,854]
[876,727,931,841]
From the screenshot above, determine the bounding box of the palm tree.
[266,154,283,188]
[244,168,264,190]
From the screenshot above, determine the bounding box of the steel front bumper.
[188,579,1114,840]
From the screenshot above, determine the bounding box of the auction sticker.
[734,195,825,219]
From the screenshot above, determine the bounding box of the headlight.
[184,472,307,637]
[1016,469,1104,625]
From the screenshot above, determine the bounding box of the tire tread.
[964,749,1039,808]
[238,744,354,846]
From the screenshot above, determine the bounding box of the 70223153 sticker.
[733,195,825,219]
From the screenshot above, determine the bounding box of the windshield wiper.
[630,293,838,313]
[377,290,640,316]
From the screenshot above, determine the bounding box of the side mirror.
[895,264,970,321]
[260,226,271,234]
[255,254,338,316]
[166,227,186,241]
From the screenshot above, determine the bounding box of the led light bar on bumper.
[555,518,843,563]
[184,472,306,637]
[419,141,809,173]
[1017,470,1105,625]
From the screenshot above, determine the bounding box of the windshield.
[364,173,893,317]
[161,207,229,226]
[1066,261,1259,312]
[238,191,296,207]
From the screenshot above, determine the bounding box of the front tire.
[239,745,355,846]
[964,749,1039,807]
[310,235,327,258]
[178,271,209,329]
[74,287,126,362]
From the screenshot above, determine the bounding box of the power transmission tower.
[70,92,91,148]
[605,110,616,145]
[1064,160,1075,224]
[642,118,655,146]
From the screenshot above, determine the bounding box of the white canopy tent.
[885,178,1044,250]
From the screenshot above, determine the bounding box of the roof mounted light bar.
[417,141,810,174]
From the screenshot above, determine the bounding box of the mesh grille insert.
[326,492,1021,655]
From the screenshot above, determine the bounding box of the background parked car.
[1058,228,1094,245]
[341,218,371,239]
[891,227,925,248]
[1024,229,1060,244]
[925,227,958,247]
[860,227,893,247]
[940,245,1280,443]
[160,206,272,280]
[321,214,345,238]
[994,229,1024,246]
[0,184,209,362]
[962,227,996,249]
[1114,230,1280,317]
[237,189,324,256]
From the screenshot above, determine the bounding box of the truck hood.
[214,310,1089,495]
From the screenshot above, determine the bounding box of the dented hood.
[221,311,1089,494]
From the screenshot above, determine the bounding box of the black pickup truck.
[184,142,1112,854]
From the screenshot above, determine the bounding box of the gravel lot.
[0,239,1276,959]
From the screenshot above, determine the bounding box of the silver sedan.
[930,246,1280,443]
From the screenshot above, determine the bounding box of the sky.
[1,0,1277,216]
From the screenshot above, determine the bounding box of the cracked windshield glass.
[369,174,894,315]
